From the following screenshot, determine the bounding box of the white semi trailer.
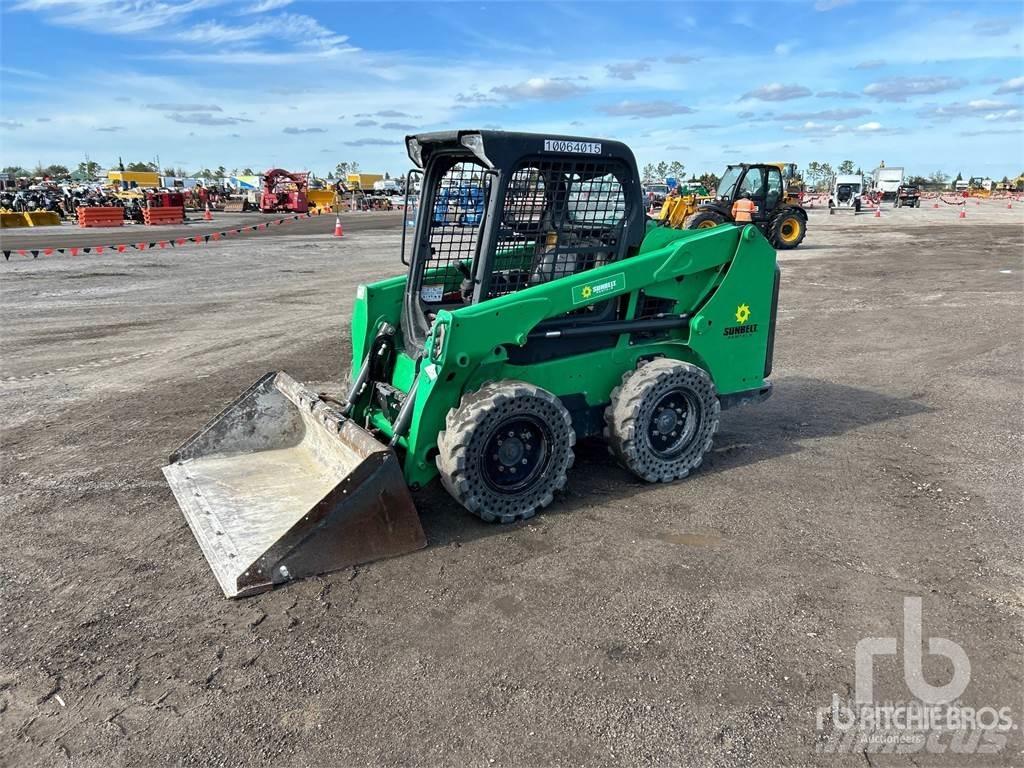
[870,164,904,201]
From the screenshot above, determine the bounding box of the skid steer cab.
[687,163,808,249]
[164,130,780,597]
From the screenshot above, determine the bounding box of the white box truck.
[870,164,904,202]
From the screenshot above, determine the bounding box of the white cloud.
[784,121,846,134]
[12,1,352,59]
[774,42,795,56]
[994,76,1024,95]
[178,19,269,44]
[856,121,883,132]
[957,127,1024,137]
[741,83,813,101]
[967,99,1010,110]
[344,138,395,146]
[605,60,651,80]
[769,108,871,121]
[864,76,966,102]
[598,100,696,118]
[972,17,1017,36]
[145,103,223,112]
[917,99,1014,119]
[11,0,213,35]
[491,78,588,101]
[664,55,701,64]
[240,0,294,13]
[0,65,49,80]
[167,112,252,125]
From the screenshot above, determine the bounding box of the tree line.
[640,161,720,192]
[2,161,264,181]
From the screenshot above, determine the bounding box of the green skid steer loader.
[163,130,780,597]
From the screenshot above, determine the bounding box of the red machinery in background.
[146,190,185,208]
[260,169,309,214]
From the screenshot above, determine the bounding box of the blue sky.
[1,0,1022,179]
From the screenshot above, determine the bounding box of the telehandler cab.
[658,163,808,249]
[164,130,781,597]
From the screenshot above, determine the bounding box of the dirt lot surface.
[2,205,1022,767]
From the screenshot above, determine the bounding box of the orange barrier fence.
[143,206,185,225]
[78,207,125,228]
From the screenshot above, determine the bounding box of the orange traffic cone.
[933,203,939,208]
[204,203,212,221]
[959,206,966,219]
[1007,202,1013,209]
[334,216,343,237]
[874,205,881,218]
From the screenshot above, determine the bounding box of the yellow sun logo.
[581,285,593,299]
[735,303,751,324]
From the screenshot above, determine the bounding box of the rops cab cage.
[401,131,646,350]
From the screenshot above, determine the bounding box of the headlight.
[406,137,424,168]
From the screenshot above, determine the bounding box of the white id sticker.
[543,139,602,154]
[420,284,444,302]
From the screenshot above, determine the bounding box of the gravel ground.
[1,205,1021,767]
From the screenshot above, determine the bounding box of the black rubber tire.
[436,380,575,523]
[604,359,720,483]
[770,209,807,249]
[688,210,728,229]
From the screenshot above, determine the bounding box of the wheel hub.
[497,436,526,466]
[482,416,550,492]
[646,391,701,458]
[654,409,679,435]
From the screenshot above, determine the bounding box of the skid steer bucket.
[162,371,426,598]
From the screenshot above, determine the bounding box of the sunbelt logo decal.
[724,303,758,337]
[572,272,625,305]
